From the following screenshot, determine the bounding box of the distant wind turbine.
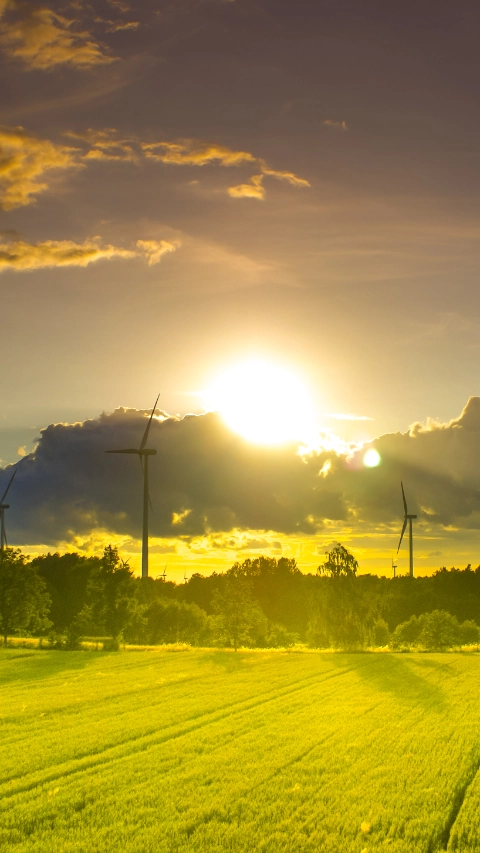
[106,395,159,579]
[391,556,397,579]
[397,481,417,578]
[0,469,17,552]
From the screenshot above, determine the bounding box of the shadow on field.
[0,649,97,684]
[331,653,446,711]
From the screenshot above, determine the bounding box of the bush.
[392,615,423,648]
[420,610,460,650]
[459,619,480,645]
[373,618,390,647]
[391,610,475,650]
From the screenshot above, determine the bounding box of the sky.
[1,0,480,579]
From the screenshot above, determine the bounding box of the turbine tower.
[106,395,159,579]
[0,469,17,552]
[397,481,417,578]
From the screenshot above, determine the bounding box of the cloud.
[228,174,265,200]
[324,119,348,131]
[65,128,137,162]
[103,20,139,33]
[0,236,179,272]
[0,125,80,210]
[135,239,180,266]
[142,140,258,168]
[261,169,310,188]
[2,408,345,545]
[0,3,115,70]
[59,129,309,199]
[142,137,310,196]
[4,399,480,549]
[0,237,136,271]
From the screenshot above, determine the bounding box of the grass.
[1,649,480,852]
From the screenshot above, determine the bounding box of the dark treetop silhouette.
[106,395,159,578]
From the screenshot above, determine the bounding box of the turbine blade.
[397,517,407,553]
[106,449,139,454]
[4,529,7,548]
[140,393,160,451]
[148,492,153,512]
[401,481,408,516]
[0,469,16,505]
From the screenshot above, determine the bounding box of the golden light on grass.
[204,359,314,445]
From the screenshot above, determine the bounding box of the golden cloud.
[142,140,258,168]
[0,126,80,210]
[66,128,137,162]
[136,239,180,266]
[0,237,136,271]
[142,137,310,197]
[228,174,265,200]
[0,236,180,272]
[261,168,310,188]
[0,4,115,70]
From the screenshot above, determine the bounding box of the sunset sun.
[204,360,314,444]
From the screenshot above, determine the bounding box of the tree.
[420,610,460,650]
[140,598,209,645]
[212,576,266,651]
[0,549,51,645]
[77,546,137,641]
[317,544,358,578]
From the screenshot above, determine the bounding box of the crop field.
[1,650,480,853]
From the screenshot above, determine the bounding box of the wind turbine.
[0,469,17,552]
[391,556,397,579]
[106,395,159,579]
[397,481,417,578]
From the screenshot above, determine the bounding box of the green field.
[2,649,480,852]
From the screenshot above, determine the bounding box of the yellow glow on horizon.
[204,359,314,445]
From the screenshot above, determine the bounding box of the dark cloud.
[1,407,343,545]
[3,398,480,547]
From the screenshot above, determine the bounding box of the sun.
[204,359,314,444]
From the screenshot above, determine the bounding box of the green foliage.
[420,610,461,650]
[392,610,480,650]
[308,575,379,650]
[373,618,390,646]
[459,619,480,644]
[212,575,267,650]
[0,549,51,644]
[32,552,101,631]
[317,543,358,578]
[140,597,210,646]
[392,614,423,647]
[76,546,137,640]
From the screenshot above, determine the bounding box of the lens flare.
[204,359,314,445]
[364,448,381,467]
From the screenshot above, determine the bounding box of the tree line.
[1,543,480,651]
